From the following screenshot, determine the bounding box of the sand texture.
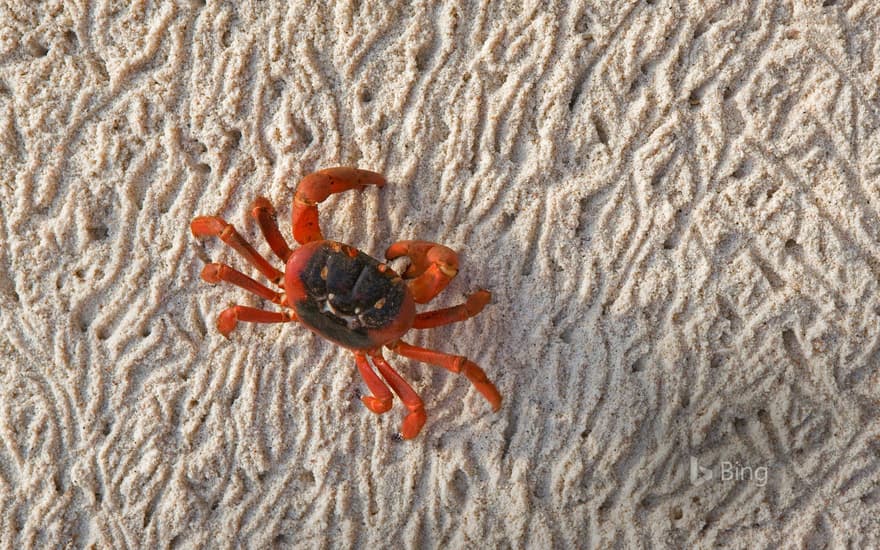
[2,0,880,547]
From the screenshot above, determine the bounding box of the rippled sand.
[1,1,879,547]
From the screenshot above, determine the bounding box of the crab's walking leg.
[413,290,491,329]
[354,353,393,414]
[370,351,426,439]
[389,341,501,411]
[251,197,293,263]
[384,241,459,303]
[214,306,296,338]
[200,263,286,305]
[191,216,284,285]
[292,167,386,245]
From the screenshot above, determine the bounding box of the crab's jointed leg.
[354,353,394,414]
[369,350,426,439]
[292,167,386,245]
[214,305,296,338]
[191,216,284,285]
[251,197,293,263]
[389,340,501,411]
[413,289,491,329]
[200,263,286,305]
[384,240,460,303]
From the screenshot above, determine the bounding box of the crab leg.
[200,263,286,305]
[413,289,491,329]
[370,351,426,439]
[353,353,393,414]
[251,197,293,263]
[214,305,296,338]
[191,216,284,285]
[384,241,459,303]
[292,167,386,245]
[389,341,501,411]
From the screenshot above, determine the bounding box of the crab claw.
[292,167,386,244]
[385,241,459,303]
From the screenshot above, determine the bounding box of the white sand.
[1,1,879,547]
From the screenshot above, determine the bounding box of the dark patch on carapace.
[294,242,405,347]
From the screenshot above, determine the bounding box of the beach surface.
[1,1,879,547]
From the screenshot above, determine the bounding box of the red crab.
[190,167,501,439]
